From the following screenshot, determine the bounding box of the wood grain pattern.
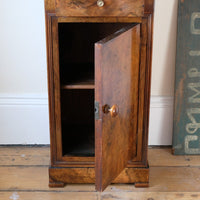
[45,0,154,16]
[1,166,200,192]
[61,80,95,89]
[49,167,149,184]
[129,17,149,164]
[51,17,63,162]
[45,0,154,191]
[141,15,153,164]
[2,147,200,167]
[0,192,98,200]
[95,24,140,191]
[49,177,65,187]
[57,17,142,23]
[44,0,56,13]
[149,147,200,167]
[55,0,145,17]
[0,146,50,166]
[100,192,200,200]
[1,146,200,200]
[45,13,57,167]
[1,192,200,200]
[144,0,154,14]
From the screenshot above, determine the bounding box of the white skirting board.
[0,94,174,145]
[149,96,174,145]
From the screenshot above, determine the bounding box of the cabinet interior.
[58,23,133,157]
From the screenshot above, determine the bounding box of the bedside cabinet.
[45,0,154,191]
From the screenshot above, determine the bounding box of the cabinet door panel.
[95,24,140,191]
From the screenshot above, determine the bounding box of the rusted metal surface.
[173,0,200,154]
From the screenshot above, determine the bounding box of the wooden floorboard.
[148,147,200,167]
[0,191,98,200]
[100,192,200,200]
[0,192,200,200]
[0,146,200,199]
[0,146,49,166]
[1,146,200,167]
[0,166,200,192]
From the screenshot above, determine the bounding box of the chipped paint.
[191,12,200,34]
[173,0,200,154]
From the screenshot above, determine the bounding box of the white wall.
[152,0,178,96]
[0,0,47,94]
[0,0,178,145]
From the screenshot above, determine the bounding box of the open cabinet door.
[95,24,141,191]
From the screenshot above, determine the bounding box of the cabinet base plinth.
[49,166,149,186]
[49,178,65,188]
[134,182,149,187]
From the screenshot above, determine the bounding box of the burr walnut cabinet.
[45,0,154,191]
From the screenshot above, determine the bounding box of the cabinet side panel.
[142,15,153,164]
[144,0,154,14]
[131,18,150,164]
[46,16,63,164]
[51,18,63,161]
[45,14,56,165]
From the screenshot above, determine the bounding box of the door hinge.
[95,101,99,120]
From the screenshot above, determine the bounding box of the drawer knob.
[103,104,119,117]
[97,0,104,7]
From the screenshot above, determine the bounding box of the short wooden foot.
[49,178,65,188]
[134,182,149,188]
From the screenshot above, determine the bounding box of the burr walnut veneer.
[45,0,154,191]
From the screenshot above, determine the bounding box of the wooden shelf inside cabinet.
[61,79,94,90]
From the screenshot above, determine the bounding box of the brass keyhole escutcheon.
[103,104,119,117]
[97,0,104,7]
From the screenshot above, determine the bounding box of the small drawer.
[55,0,145,17]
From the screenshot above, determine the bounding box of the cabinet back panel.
[58,23,132,85]
[61,89,94,157]
[58,23,136,158]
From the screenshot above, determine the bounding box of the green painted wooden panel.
[173,0,200,154]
